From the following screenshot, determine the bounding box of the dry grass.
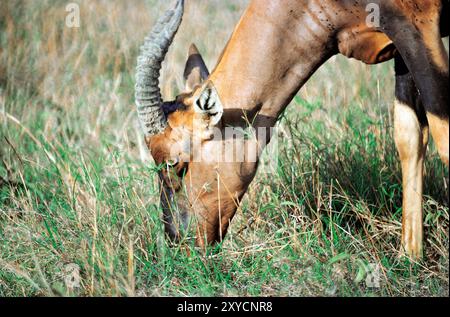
[0,0,448,297]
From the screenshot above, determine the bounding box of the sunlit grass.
[0,0,448,296]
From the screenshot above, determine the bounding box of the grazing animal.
[135,0,449,258]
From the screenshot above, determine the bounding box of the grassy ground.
[0,0,448,297]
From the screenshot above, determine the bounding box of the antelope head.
[135,0,223,240]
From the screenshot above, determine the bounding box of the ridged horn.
[135,0,185,136]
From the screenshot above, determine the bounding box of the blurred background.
[0,0,448,296]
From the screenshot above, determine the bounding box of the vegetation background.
[0,0,448,296]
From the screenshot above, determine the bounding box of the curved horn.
[135,0,185,136]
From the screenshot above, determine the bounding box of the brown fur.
[146,0,449,257]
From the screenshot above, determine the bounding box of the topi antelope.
[135,0,449,258]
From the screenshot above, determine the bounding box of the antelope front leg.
[394,56,429,259]
[427,115,449,166]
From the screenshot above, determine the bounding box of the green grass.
[0,0,448,297]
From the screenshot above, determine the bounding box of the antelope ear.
[183,44,210,92]
[193,80,223,126]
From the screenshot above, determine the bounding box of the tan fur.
[394,101,428,258]
[427,114,450,166]
[337,28,396,64]
[394,0,448,71]
[145,0,448,255]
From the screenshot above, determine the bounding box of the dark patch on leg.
[395,55,428,127]
[382,12,449,119]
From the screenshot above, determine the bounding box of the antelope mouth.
[159,171,190,241]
